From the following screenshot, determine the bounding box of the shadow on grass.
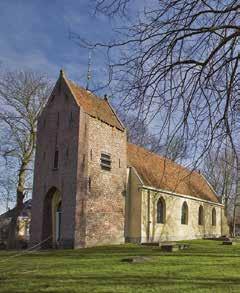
[2,273,240,292]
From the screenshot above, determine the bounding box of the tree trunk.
[7,164,26,249]
[7,190,24,249]
[232,203,236,237]
[232,164,240,238]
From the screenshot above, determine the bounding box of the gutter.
[140,185,224,207]
[129,165,224,207]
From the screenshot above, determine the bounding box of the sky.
[0,0,159,214]
[0,0,127,214]
[0,0,121,88]
[0,0,222,214]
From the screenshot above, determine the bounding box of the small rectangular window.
[82,154,86,170]
[69,111,73,124]
[90,149,93,161]
[100,153,111,171]
[53,149,59,169]
[88,177,91,191]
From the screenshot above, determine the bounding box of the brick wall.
[74,116,127,247]
[31,72,128,248]
[30,75,80,248]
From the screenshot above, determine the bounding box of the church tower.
[30,70,127,248]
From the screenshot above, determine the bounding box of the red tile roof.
[61,72,219,203]
[67,79,124,131]
[127,143,219,203]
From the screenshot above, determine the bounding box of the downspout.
[147,190,151,242]
[221,207,223,236]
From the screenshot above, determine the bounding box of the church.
[30,70,229,249]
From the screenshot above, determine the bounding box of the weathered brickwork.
[31,73,80,248]
[73,114,127,248]
[84,117,126,247]
[31,71,127,248]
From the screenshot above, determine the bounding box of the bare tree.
[71,0,240,232]
[78,0,240,207]
[95,0,130,16]
[0,177,16,212]
[72,1,239,166]
[118,111,159,149]
[203,147,237,216]
[159,136,188,162]
[118,110,188,162]
[0,70,51,248]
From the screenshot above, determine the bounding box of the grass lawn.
[0,240,240,292]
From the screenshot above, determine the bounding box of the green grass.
[0,240,240,292]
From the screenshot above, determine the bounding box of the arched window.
[212,208,216,226]
[157,197,166,224]
[198,205,204,225]
[181,201,188,225]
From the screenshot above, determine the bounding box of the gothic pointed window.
[212,208,216,226]
[198,205,204,225]
[157,197,166,224]
[181,201,188,225]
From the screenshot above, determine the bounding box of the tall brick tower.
[30,70,127,248]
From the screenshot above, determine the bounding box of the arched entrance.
[42,187,62,248]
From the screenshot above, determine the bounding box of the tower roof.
[61,72,124,131]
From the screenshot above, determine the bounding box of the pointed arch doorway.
[42,187,62,248]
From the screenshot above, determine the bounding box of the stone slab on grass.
[121,256,152,263]
[141,242,159,247]
[178,243,190,250]
[222,240,237,245]
[159,242,179,252]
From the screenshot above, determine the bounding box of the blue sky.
[0,0,152,213]
[0,0,120,88]
[0,0,125,213]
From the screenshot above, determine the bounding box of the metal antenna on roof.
[86,49,92,91]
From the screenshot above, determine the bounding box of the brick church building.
[30,70,229,249]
